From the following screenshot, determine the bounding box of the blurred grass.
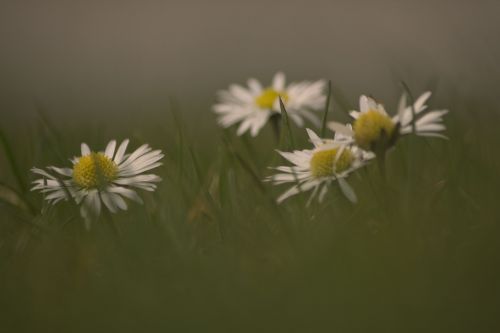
[0,90,500,332]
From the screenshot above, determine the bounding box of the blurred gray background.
[0,0,499,122]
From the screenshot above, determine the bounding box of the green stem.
[104,207,122,240]
[377,151,387,183]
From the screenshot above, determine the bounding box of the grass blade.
[279,97,295,149]
[0,182,32,213]
[222,135,265,193]
[0,128,27,192]
[35,104,67,162]
[321,80,332,137]
[400,81,417,133]
[330,83,352,118]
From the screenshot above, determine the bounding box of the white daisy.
[266,129,373,204]
[31,139,163,224]
[328,91,449,152]
[213,72,326,137]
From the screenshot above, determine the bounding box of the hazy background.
[1,0,499,124]
[2,2,500,332]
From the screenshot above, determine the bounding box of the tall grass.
[0,90,499,332]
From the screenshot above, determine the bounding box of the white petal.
[119,150,164,176]
[414,91,432,112]
[114,139,130,164]
[120,162,163,177]
[277,185,300,203]
[328,122,354,137]
[269,172,310,183]
[416,123,446,132]
[31,168,56,180]
[416,132,448,139]
[415,110,448,126]
[104,140,117,159]
[349,110,361,119]
[126,182,158,191]
[247,78,262,94]
[306,184,321,206]
[101,191,118,213]
[236,118,253,136]
[306,128,323,148]
[318,184,329,203]
[81,190,101,219]
[229,84,254,102]
[277,150,311,167]
[81,143,91,156]
[45,190,68,201]
[108,192,128,211]
[359,95,370,113]
[272,72,286,91]
[250,111,270,137]
[120,144,151,167]
[48,166,73,177]
[114,174,162,185]
[338,177,357,203]
[108,186,143,204]
[396,93,407,122]
[276,180,319,203]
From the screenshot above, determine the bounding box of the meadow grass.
[0,90,499,332]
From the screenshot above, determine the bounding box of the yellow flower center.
[310,148,353,178]
[255,88,289,109]
[353,110,395,151]
[73,152,118,189]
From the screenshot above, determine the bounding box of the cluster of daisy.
[30,72,448,228]
[214,72,448,204]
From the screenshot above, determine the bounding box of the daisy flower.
[328,91,449,152]
[213,72,326,137]
[266,129,373,204]
[31,139,163,224]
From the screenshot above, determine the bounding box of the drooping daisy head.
[328,91,448,152]
[266,129,373,204]
[213,72,326,137]
[349,95,398,152]
[31,139,163,226]
[394,91,449,139]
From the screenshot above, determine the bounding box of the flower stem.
[103,206,122,240]
[377,151,387,183]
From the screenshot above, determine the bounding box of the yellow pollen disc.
[73,152,118,189]
[353,109,395,151]
[310,148,353,178]
[255,88,289,109]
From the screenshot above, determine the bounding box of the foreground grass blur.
[0,91,499,332]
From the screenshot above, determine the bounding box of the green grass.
[0,90,499,332]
